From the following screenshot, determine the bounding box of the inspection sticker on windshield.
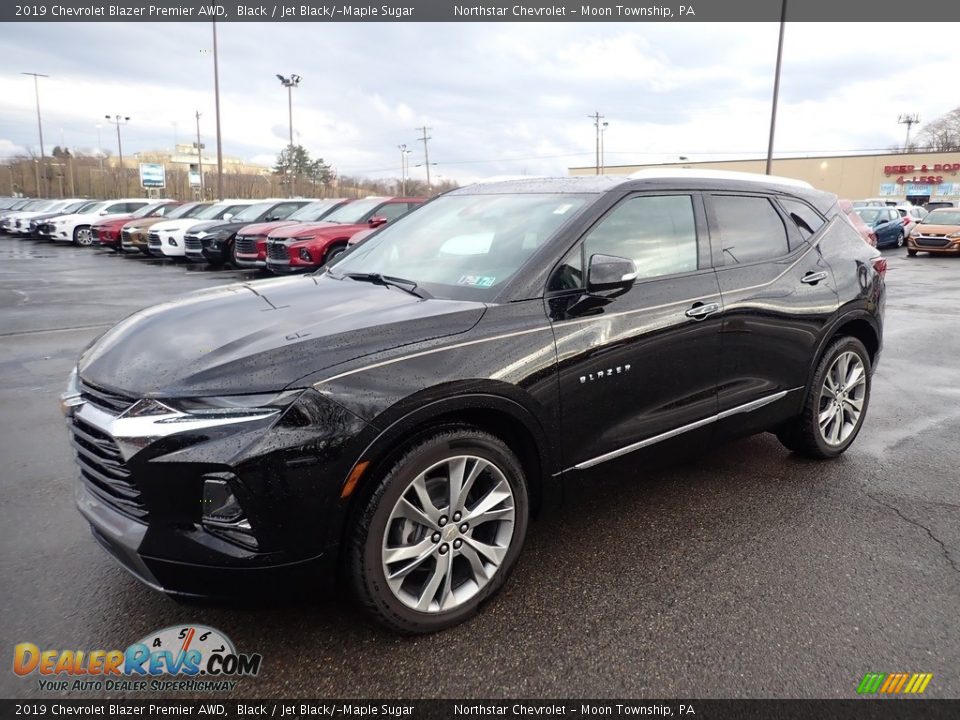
[458,275,495,287]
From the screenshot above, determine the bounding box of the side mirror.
[263,215,279,222]
[587,254,637,295]
[98,210,109,215]
[368,216,388,228]
[222,213,233,221]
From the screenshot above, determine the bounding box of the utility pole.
[276,73,302,197]
[600,120,609,174]
[195,111,205,199]
[416,126,432,192]
[398,144,412,195]
[898,113,920,152]
[104,114,130,196]
[22,72,48,196]
[588,111,605,175]
[212,21,224,200]
[765,0,787,175]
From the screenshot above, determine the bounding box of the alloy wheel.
[818,350,867,446]
[76,227,93,246]
[381,455,516,613]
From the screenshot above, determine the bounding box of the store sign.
[884,160,960,186]
[188,164,201,188]
[139,163,166,189]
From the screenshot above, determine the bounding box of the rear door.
[705,193,839,417]
[548,192,722,470]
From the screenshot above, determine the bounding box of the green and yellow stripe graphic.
[857,673,933,694]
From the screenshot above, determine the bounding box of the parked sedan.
[907,208,960,256]
[854,206,906,248]
[184,199,312,267]
[233,198,350,269]
[63,172,884,633]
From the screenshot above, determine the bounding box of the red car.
[233,198,350,269]
[93,201,180,251]
[265,197,425,273]
[839,199,877,248]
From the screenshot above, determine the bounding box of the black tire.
[323,242,348,266]
[776,337,872,458]
[72,225,93,247]
[895,231,905,248]
[907,248,918,257]
[348,429,529,634]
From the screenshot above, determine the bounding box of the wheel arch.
[807,310,881,394]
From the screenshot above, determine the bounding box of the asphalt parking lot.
[1,239,957,699]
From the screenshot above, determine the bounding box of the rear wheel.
[349,429,529,634]
[776,337,871,458]
[73,226,93,246]
[895,231,905,248]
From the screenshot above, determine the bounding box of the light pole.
[210,22,224,200]
[195,111,205,199]
[104,115,130,197]
[765,0,787,175]
[398,143,412,195]
[276,73,301,197]
[589,111,605,175]
[600,121,609,174]
[22,72,48,196]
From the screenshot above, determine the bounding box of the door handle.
[685,302,720,320]
[801,271,828,285]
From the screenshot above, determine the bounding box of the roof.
[626,167,813,190]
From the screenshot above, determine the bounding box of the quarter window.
[779,198,824,240]
[711,195,791,264]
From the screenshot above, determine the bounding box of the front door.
[546,192,722,470]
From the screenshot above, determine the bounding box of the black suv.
[63,173,885,633]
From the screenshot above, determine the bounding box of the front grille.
[267,241,289,261]
[184,235,202,253]
[71,416,148,520]
[91,228,101,240]
[916,237,950,248]
[80,381,136,415]
[235,235,257,255]
[121,229,132,243]
[37,223,53,234]
[148,232,162,248]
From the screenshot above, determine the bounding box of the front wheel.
[73,226,93,246]
[896,231,905,248]
[776,337,872,458]
[907,248,918,257]
[323,242,348,266]
[348,429,529,634]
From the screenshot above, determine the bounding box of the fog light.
[299,248,312,262]
[168,238,178,246]
[202,476,243,523]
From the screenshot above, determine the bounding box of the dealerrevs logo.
[13,625,262,692]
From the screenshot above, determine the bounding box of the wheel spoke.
[829,408,843,444]
[415,551,450,611]
[445,457,468,513]
[844,396,864,413]
[455,458,488,512]
[464,479,512,521]
[407,474,442,526]
[458,543,490,583]
[845,362,865,389]
[467,505,515,527]
[464,536,507,567]
[394,497,436,529]
[819,406,835,429]
[383,537,435,571]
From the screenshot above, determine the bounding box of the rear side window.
[779,198,825,240]
[711,195,791,265]
[376,203,414,222]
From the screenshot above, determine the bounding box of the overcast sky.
[1,22,955,184]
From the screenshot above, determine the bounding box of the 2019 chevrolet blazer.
[64,172,885,633]
[233,199,351,269]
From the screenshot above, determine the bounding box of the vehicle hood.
[199,220,253,236]
[124,217,167,232]
[238,220,300,236]
[92,214,134,230]
[151,218,197,233]
[914,223,960,235]
[274,221,364,241]
[183,220,222,234]
[78,273,487,398]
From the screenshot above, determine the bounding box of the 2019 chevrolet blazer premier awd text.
[62,172,885,633]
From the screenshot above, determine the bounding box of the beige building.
[570,150,960,205]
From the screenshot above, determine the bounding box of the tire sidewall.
[810,337,872,457]
[354,431,529,633]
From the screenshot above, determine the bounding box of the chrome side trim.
[570,389,793,471]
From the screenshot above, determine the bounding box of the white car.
[147,199,259,258]
[896,204,927,237]
[1,199,56,233]
[47,198,153,246]
[5,198,89,235]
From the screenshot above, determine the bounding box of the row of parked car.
[0,195,426,272]
[845,198,960,255]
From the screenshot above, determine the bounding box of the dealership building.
[570,150,960,206]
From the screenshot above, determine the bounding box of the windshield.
[78,201,109,215]
[322,198,385,224]
[287,200,344,222]
[131,202,172,219]
[230,202,275,222]
[924,210,960,225]
[195,202,242,220]
[854,209,882,223]
[62,200,90,213]
[166,202,210,220]
[329,193,591,301]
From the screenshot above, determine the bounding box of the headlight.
[59,367,82,417]
[949,232,960,239]
[125,390,303,424]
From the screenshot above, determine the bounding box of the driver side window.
[549,194,698,291]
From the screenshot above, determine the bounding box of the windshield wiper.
[344,272,432,299]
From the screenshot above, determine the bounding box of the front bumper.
[67,385,373,597]
[908,235,960,254]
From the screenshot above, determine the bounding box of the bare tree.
[914,107,960,152]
